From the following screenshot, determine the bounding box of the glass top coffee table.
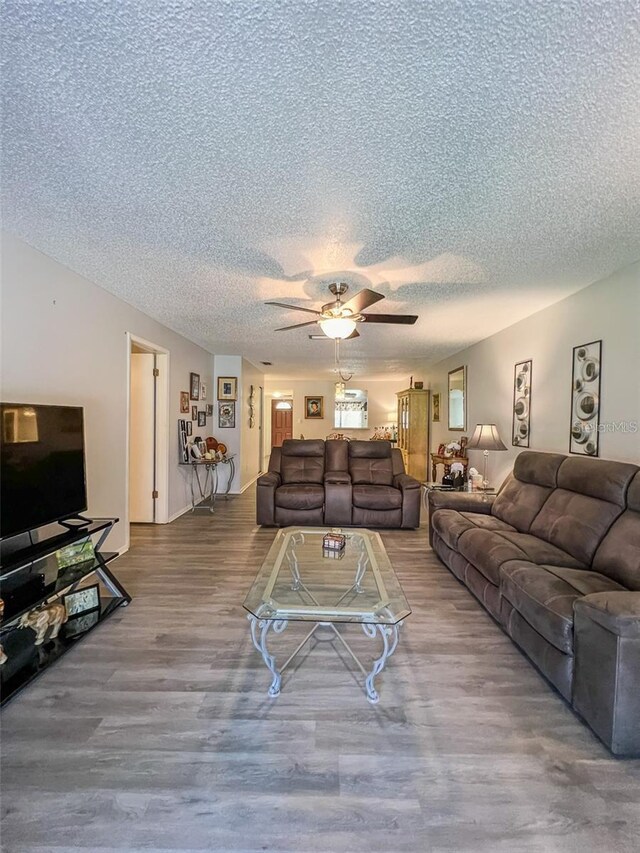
[243,527,411,703]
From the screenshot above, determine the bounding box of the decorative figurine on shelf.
[19,602,67,645]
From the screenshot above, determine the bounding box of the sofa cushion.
[275,484,324,511]
[348,441,394,486]
[592,471,640,591]
[280,439,325,485]
[352,484,402,511]
[511,450,567,487]
[432,509,515,551]
[491,474,554,533]
[556,456,638,507]
[529,489,623,566]
[457,528,585,586]
[325,439,348,473]
[501,562,626,653]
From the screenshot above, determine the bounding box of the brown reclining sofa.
[428,450,640,756]
[257,438,420,529]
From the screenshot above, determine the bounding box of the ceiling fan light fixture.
[319,317,357,339]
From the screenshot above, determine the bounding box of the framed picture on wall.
[218,377,237,400]
[305,396,323,419]
[180,391,190,413]
[190,372,200,400]
[186,420,192,436]
[197,411,206,427]
[206,404,213,416]
[512,359,532,447]
[432,392,440,422]
[191,405,197,421]
[570,340,602,457]
[218,401,236,428]
[201,382,207,400]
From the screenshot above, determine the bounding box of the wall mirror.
[334,388,368,429]
[448,367,466,430]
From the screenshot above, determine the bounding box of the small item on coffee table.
[322,547,345,560]
[323,530,346,552]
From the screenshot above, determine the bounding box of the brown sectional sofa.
[429,450,640,756]
[257,438,420,529]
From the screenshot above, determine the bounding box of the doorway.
[271,398,293,447]
[257,385,265,473]
[127,335,169,537]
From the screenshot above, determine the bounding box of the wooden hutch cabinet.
[396,388,429,481]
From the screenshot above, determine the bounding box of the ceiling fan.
[265,283,418,340]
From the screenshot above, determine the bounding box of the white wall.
[239,359,265,489]
[425,261,640,486]
[212,355,242,493]
[1,234,214,552]
[263,377,410,453]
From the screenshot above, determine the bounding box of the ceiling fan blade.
[265,301,321,316]
[341,288,385,314]
[275,320,319,331]
[346,328,360,338]
[361,314,418,325]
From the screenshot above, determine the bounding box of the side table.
[179,456,236,512]
[430,453,469,481]
[421,482,497,512]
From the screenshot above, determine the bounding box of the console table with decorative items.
[179,456,236,512]
[396,388,429,481]
[430,453,469,482]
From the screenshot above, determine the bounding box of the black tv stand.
[0,518,130,706]
[58,514,93,531]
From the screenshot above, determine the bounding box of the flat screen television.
[1,403,87,539]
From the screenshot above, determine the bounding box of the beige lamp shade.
[466,424,507,452]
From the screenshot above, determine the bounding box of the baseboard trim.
[239,472,262,494]
[167,504,193,523]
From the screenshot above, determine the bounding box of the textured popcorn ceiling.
[3,0,640,379]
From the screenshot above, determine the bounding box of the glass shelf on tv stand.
[0,517,130,707]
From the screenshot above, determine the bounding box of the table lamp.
[466,424,507,496]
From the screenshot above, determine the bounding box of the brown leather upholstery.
[431,509,515,551]
[325,439,348,474]
[500,562,625,654]
[275,484,324,510]
[280,439,325,484]
[348,440,394,486]
[429,449,640,756]
[353,485,403,511]
[574,592,640,754]
[457,528,584,586]
[257,438,420,529]
[592,471,640,590]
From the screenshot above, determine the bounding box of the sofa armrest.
[256,472,281,526]
[393,473,420,491]
[258,471,281,489]
[428,490,495,514]
[325,470,351,485]
[573,591,640,756]
[427,491,494,546]
[574,592,640,638]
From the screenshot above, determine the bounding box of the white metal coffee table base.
[248,614,402,704]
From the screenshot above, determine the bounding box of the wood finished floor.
[1,488,639,852]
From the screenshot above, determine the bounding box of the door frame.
[125,333,170,549]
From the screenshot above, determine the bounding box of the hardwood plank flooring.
[2,489,639,852]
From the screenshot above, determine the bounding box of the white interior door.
[129,352,156,522]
